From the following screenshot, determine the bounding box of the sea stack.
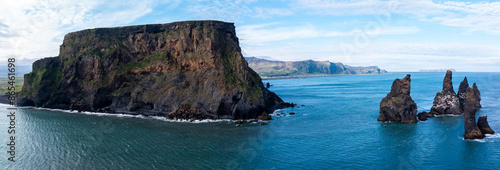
[472,83,482,108]
[378,74,418,123]
[18,21,293,119]
[463,87,485,139]
[457,77,469,112]
[430,70,461,115]
[478,115,495,134]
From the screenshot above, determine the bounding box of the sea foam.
[17,106,234,124]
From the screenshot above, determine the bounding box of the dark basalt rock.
[378,74,418,123]
[463,87,485,139]
[473,83,482,108]
[430,70,461,115]
[478,115,495,134]
[18,21,293,120]
[457,77,469,112]
[417,113,427,121]
[417,111,435,121]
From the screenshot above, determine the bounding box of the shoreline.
[1,104,283,124]
[260,72,401,80]
[259,71,481,80]
[0,95,287,124]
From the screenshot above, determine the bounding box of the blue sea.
[1,72,500,169]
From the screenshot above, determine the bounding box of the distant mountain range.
[245,57,387,78]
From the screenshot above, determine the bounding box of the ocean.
[1,72,499,169]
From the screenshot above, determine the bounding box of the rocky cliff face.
[457,77,469,112]
[472,83,482,108]
[463,87,485,139]
[378,74,417,123]
[245,57,387,77]
[430,70,461,115]
[18,21,293,119]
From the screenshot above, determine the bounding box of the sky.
[1,0,500,72]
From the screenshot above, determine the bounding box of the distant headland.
[245,57,387,78]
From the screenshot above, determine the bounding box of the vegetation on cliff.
[18,21,292,119]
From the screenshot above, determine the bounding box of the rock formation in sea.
[417,111,435,121]
[18,21,293,119]
[463,87,485,139]
[430,70,461,115]
[478,115,495,135]
[457,77,469,112]
[378,74,418,123]
[472,83,482,108]
[457,77,482,113]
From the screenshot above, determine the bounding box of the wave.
[485,133,500,139]
[0,103,14,107]
[434,114,462,117]
[462,137,487,143]
[16,106,235,124]
[461,133,500,142]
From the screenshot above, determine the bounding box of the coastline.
[1,95,286,124]
[260,71,474,80]
[2,104,284,124]
[260,72,401,80]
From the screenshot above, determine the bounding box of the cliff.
[18,21,293,119]
[245,57,387,77]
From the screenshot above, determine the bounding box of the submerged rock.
[478,115,495,134]
[417,113,428,121]
[378,74,418,123]
[258,113,273,121]
[417,111,435,121]
[463,87,485,139]
[430,70,461,115]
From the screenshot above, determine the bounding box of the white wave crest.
[17,106,233,124]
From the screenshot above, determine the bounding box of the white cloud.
[237,23,419,44]
[294,0,500,34]
[253,7,294,19]
[243,41,500,72]
[0,0,158,61]
[294,0,401,16]
[186,1,294,21]
[186,0,253,22]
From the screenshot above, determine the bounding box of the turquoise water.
[1,72,500,169]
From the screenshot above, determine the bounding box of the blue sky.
[1,0,500,72]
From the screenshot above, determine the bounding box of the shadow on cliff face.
[17,21,294,120]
